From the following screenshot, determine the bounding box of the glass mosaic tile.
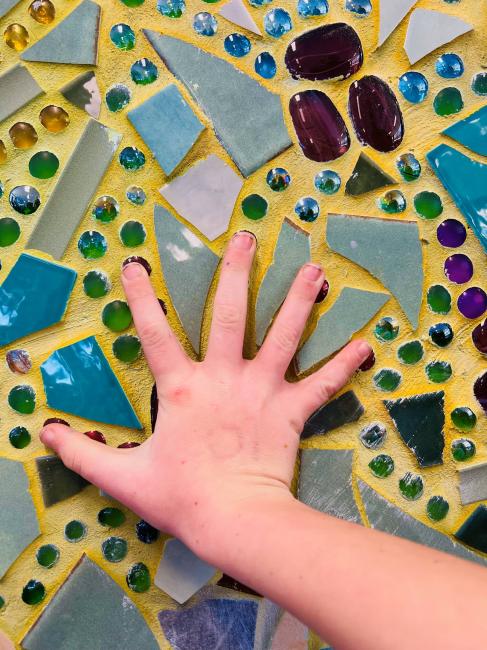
[0,64,44,122]
[301,391,364,439]
[36,455,89,508]
[443,104,487,157]
[404,9,472,65]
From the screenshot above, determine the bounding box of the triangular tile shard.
[144,31,291,177]
[0,0,21,18]
[443,105,487,158]
[255,219,310,346]
[0,64,44,122]
[60,70,101,119]
[154,205,220,355]
[345,152,396,196]
[36,455,89,508]
[22,555,159,650]
[21,0,101,65]
[384,392,445,468]
[128,84,205,176]
[270,611,309,650]
[0,458,40,579]
[217,0,262,36]
[326,213,423,329]
[427,144,487,254]
[41,336,142,429]
[160,155,243,241]
[454,506,487,554]
[296,288,389,373]
[378,0,417,47]
[458,462,487,506]
[404,9,472,65]
[301,390,364,439]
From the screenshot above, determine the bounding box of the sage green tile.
[0,64,44,122]
[36,455,89,508]
[345,152,396,196]
[0,0,20,18]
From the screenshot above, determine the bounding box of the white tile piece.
[160,155,243,241]
[378,0,417,47]
[218,0,262,36]
[459,462,487,506]
[404,9,472,64]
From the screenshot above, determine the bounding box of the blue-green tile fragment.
[443,105,487,157]
[0,64,44,122]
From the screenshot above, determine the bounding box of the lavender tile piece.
[60,70,101,119]
[36,455,89,508]
[0,0,21,18]
[404,9,472,65]
[378,0,417,47]
[217,0,261,35]
[345,152,396,196]
[301,391,364,439]
[459,462,487,505]
[443,105,487,158]
[0,64,44,122]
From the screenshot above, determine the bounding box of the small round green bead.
[113,334,141,362]
[78,231,107,259]
[397,340,424,365]
[120,220,146,247]
[9,425,31,448]
[433,87,464,116]
[369,454,394,478]
[36,544,60,568]
[373,368,401,392]
[29,151,59,179]
[83,270,110,298]
[120,0,144,6]
[126,562,150,592]
[102,536,128,563]
[98,507,126,528]
[414,191,443,219]
[450,407,477,432]
[472,72,487,96]
[378,190,406,214]
[8,385,35,414]
[0,217,20,247]
[427,285,451,314]
[92,196,119,223]
[64,520,87,542]
[451,438,476,461]
[427,496,449,522]
[374,317,399,342]
[425,361,452,383]
[102,300,132,332]
[241,194,268,220]
[105,84,131,112]
[22,580,45,605]
[399,472,423,500]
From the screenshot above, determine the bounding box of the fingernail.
[303,263,323,281]
[232,231,255,250]
[358,341,372,358]
[123,262,143,279]
[40,427,56,447]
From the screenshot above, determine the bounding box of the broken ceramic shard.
[384,392,445,467]
[345,152,396,196]
[326,213,423,329]
[128,85,204,176]
[301,391,364,439]
[41,335,142,429]
[0,64,44,122]
[378,0,416,47]
[217,0,261,35]
[297,288,389,373]
[154,538,217,604]
[299,449,362,524]
[458,462,487,505]
[443,105,487,157]
[160,155,243,241]
[454,506,487,554]
[36,455,89,507]
[60,70,101,119]
[255,218,310,346]
[0,254,77,347]
[22,555,159,650]
[0,0,22,18]
[404,9,472,65]
[144,31,291,177]
[28,118,121,259]
[154,204,219,355]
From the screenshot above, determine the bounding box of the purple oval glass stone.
[457,287,487,319]
[285,23,363,81]
[444,254,474,284]
[150,382,158,433]
[474,371,487,415]
[348,75,404,152]
[289,90,351,162]
[437,219,467,248]
[472,320,487,354]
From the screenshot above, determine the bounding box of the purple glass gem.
[285,23,363,81]
[444,253,473,284]
[458,287,487,319]
[437,219,467,248]
[289,90,351,162]
[474,371,487,415]
[348,75,404,152]
[150,382,158,433]
[472,319,487,354]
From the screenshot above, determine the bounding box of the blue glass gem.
[297,0,328,18]
[157,0,185,18]
[436,53,464,79]
[105,84,131,112]
[314,170,341,194]
[109,24,135,51]
[126,185,146,205]
[9,185,40,215]
[264,8,292,38]
[130,58,158,85]
[295,197,320,222]
[255,51,276,78]
[345,0,372,16]
[249,0,272,5]
[119,146,145,171]
[193,12,218,36]
[398,71,429,103]
[266,167,291,191]
[224,33,251,57]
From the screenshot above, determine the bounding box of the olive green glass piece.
[399,472,423,501]
[98,507,126,527]
[83,270,111,298]
[433,87,464,116]
[397,340,423,365]
[126,562,150,592]
[8,385,35,414]
[78,230,107,259]
[378,190,406,214]
[451,438,476,461]
[113,335,141,362]
[427,496,449,522]
[373,369,401,392]
[414,191,443,219]
[29,151,59,179]
[0,217,20,247]
[64,520,87,542]
[427,285,451,314]
[36,544,60,568]
[9,425,31,449]
[369,454,394,478]
[241,193,268,220]
[119,220,146,247]
[102,536,128,563]
[92,196,119,223]
[374,317,399,342]
[451,407,477,432]
[472,72,487,96]
[425,361,452,383]
[102,300,132,332]
[22,579,45,605]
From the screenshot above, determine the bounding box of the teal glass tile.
[443,105,487,157]
[0,64,44,122]
[36,456,89,508]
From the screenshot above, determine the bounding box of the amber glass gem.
[9,122,38,149]
[4,24,29,51]
[0,140,6,164]
[39,105,70,133]
[29,0,55,23]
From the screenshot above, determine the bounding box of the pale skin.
[41,231,487,649]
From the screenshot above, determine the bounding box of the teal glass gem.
[396,153,421,182]
[83,270,110,298]
[425,360,452,383]
[102,300,132,332]
[359,422,386,449]
[98,507,126,527]
[157,0,185,17]
[472,72,487,96]
[193,12,218,36]
[9,185,40,214]
[436,53,464,79]
[113,334,141,362]
[131,58,158,85]
[119,220,146,247]
[126,562,150,592]
[0,217,20,246]
[241,194,267,220]
[105,84,131,112]
[36,544,59,568]
[345,0,372,16]
[429,322,454,347]
[224,33,251,57]
[250,0,272,5]
[398,71,428,103]
[0,181,3,198]
[399,472,423,500]
[295,197,319,222]
[119,146,145,171]
[266,167,290,191]
[29,151,59,179]
[9,425,31,448]
[8,385,35,414]
[374,316,399,342]
[427,284,451,314]
[109,23,135,50]
[255,52,276,79]
[414,191,443,219]
[297,0,329,17]
[102,536,128,563]
[0,596,4,609]
[378,189,406,214]
[22,580,45,605]
[452,438,476,461]
[264,8,292,37]
[314,170,341,194]
[126,185,146,205]
[369,454,394,478]
[433,87,464,116]
[64,520,87,542]
[427,496,449,521]
[92,195,119,223]
[78,230,107,259]
[451,406,477,432]
[397,340,423,365]
[373,368,401,392]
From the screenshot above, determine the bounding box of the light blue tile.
[443,104,487,157]
[0,64,44,122]
[0,0,20,18]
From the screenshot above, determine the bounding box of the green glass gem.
[314,170,341,195]
[119,220,146,247]
[451,406,477,432]
[374,317,399,342]
[396,153,421,182]
[425,360,452,383]
[202,0,220,3]
[0,595,4,609]
[22,580,45,605]
[378,189,406,214]
[452,438,476,461]
[0,217,20,247]
[359,422,386,449]
[433,87,463,116]
[472,72,487,96]
[8,385,35,414]
[109,23,136,50]
[102,536,128,563]
[120,0,144,6]
[0,181,3,198]
[102,300,132,332]
[119,147,145,171]
[241,193,267,220]
[397,340,423,365]
[427,496,449,522]
[78,230,107,259]
[369,454,394,478]
[427,284,451,314]
[36,544,60,568]
[399,472,423,501]
[92,195,119,223]
[131,58,158,85]
[83,270,111,298]
[29,151,59,179]
[105,84,131,112]
[126,562,150,592]
[373,368,402,392]
[414,191,443,219]
[113,334,141,362]
[9,425,31,448]
[98,507,126,527]
[64,520,87,542]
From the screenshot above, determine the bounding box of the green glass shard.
[301,390,364,439]
[36,455,89,508]
[454,506,487,554]
[345,152,396,196]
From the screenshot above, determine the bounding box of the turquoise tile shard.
[0,458,40,579]
[358,480,487,568]
[298,449,363,524]
[21,0,101,65]
[0,254,77,347]
[458,462,487,506]
[0,64,44,122]
[36,455,89,508]
[60,70,101,119]
[27,118,122,259]
[144,31,292,177]
[326,213,423,329]
[454,506,487,554]
[22,555,159,650]
[41,336,142,429]
[154,204,220,355]
[443,105,487,158]
[154,538,217,604]
[384,392,445,468]
[128,85,204,176]
[301,391,364,439]
[345,152,396,196]
[297,288,389,373]
[255,218,310,346]
[427,145,487,254]
[0,0,21,18]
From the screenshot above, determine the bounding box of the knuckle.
[139,322,169,350]
[214,302,242,332]
[272,322,300,354]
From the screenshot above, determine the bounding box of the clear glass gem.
[314,170,341,194]
[193,12,218,35]
[109,23,135,50]
[131,58,158,84]
[294,197,319,222]
[266,167,290,191]
[297,0,328,18]
[264,8,292,38]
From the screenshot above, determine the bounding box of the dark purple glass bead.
[43,417,69,427]
[289,90,350,162]
[285,23,363,81]
[348,75,404,152]
[118,441,141,448]
[122,256,152,276]
[150,383,158,433]
[474,371,487,415]
[444,254,473,284]
[359,349,375,371]
[315,279,330,303]
[84,430,107,444]
[458,287,487,319]
[437,219,467,248]
[472,320,487,354]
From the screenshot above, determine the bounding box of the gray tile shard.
[301,390,364,439]
[0,0,21,18]
[404,9,472,65]
[0,64,44,123]
[459,462,487,506]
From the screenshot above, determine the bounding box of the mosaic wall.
[0,0,486,647]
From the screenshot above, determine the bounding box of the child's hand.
[40,231,370,559]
